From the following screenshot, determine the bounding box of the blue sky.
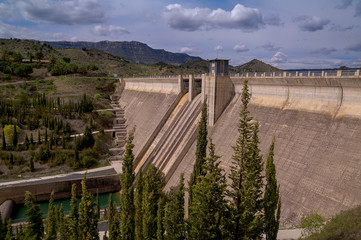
[0,0,360,69]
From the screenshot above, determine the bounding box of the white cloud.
[0,21,39,39]
[16,0,106,25]
[270,52,287,64]
[355,1,361,17]
[0,2,14,20]
[180,47,194,54]
[294,16,330,32]
[163,3,264,32]
[214,45,223,52]
[262,42,281,52]
[233,44,249,52]
[92,25,130,36]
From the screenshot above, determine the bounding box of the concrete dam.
[120,64,361,226]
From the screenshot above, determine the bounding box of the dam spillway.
[120,69,361,226]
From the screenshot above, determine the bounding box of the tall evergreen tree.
[96,190,100,220]
[228,79,264,240]
[108,194,120,240]
[134,171,144,240]
[12,125,17,147]
[24,191,43,240]
[30,133,34,145]
[188,139,229,240]
[264,138,281,240]
[156,196,166,240]
[120,129,136,240]
[46,191,57,240]
[58,204,69,240]
[188,100,208,208]
[78,174,99,240]
[142,164,165,240]
[5,218,13,240]
[2,130,6,150]
[68,184,79,240]
[163,173,185,240]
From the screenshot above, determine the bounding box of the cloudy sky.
[0,0,361,69]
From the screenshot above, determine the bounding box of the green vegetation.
[303,206,361,240]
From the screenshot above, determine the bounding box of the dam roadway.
[121,70,361,226]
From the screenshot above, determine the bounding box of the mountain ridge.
[45,40,202,65]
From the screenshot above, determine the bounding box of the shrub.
[94,93,101,100]
[300,211,325,238]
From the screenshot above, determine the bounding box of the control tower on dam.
[121,65,361,226]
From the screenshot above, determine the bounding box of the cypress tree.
[163,173,185,240]
[12,125,17,147]
[264,138,281,240]
[134,171,144,240]
[59,204,69,240]
[46,191,57,240]
[142,164,165,240]
[188,139,228,240]
[29,156,34,172]
[96,190,100,220]
[228,79,256,240]
[120,129,136,240]
[68,184,79,240]
[108,194,120,240]
[188,100,208,208]
[24,134,29,149]
[30,133,34,145]
[2,130,6,150]
[45,128,48,143]
[156,196,166,240]
[5,218,13,240]
[78,174,99,240]
[38,130,41,144]
[24,191,43,240]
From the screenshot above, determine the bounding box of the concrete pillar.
[201,74,206,102]
[357,69,360,77]
[0,199,14,222]
[296,71,299,77]
[177,75,184,94]
[308,71,311,77]
[322,71,325,77]
[189,74,195,102]
[283,72,287,77]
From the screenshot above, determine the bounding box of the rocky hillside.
[46,41,202,65]
[231,59,280,73]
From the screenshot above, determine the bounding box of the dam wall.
[162,72,361,226]
[120,77,182,159]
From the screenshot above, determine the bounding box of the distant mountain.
[231,59,281,73]
[46,41,202,65]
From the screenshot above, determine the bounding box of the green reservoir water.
[11,192,120,224]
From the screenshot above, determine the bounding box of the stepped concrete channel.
[121,70,361,229]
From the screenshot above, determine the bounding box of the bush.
[300,211,325,238]
[94,93,101,100]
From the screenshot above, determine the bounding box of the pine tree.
[188,100,208,208]
[59,204,69,240]
[120,129,136,240]
[228,79,264,240]
[78,174,99,240]
[163,173,185,240]
[134,171,144,240]
[5,218,13,240]
[29,155,34,172]
[68,184,79,240]
[12,125,17,147]
[188,139,228,239]
[24,134,30,150]
[30,133,34,145]
[45,128,48,143]
[156,196,166,240]
[46,191,57,240]
[24,191,43,240]
[264,138,281,240]
[2,130,6,150]
[38,130,41,144]
[108,194,120,240]
[142,164,165,240]
[96,190,100,220]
